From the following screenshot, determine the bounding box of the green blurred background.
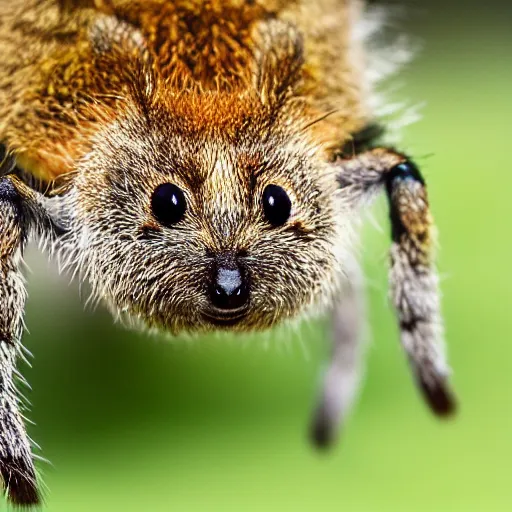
[8,1,512,510]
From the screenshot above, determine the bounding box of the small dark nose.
[209,259,249,311]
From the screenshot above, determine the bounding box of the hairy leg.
[0,175,58,506]
[336,147,456,416]
[310,265,366,448]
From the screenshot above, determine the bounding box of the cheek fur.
[246,232,340,317]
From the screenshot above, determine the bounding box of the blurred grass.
[6,3,512,511]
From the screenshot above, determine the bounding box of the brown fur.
[0,0,367,182]
[0,1,456,506]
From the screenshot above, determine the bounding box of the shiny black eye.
[262,184,291,226]
[151,183,187,226]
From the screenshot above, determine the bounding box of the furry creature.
[0,0,456,506]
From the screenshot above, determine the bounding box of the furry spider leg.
[339,148,456,413]
[0,173,62,506]
[310,263,366,448]
[311,147,457,448]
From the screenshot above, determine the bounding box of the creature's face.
[69,103,345,334]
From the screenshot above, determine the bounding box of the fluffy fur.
[0,0,455,506]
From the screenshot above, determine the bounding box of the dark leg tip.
[0,458,41,507]
[419,377,457,417]
[309,408,339,450]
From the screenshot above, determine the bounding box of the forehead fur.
[81,88,335,256]
[142,89,305,143]
[99,93,326,208]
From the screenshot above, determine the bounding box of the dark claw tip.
[0,458,41,506]
[309,409,339,450]
[419,378,457,417]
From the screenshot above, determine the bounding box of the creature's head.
[62,19,351,334]
[67,91,348,334]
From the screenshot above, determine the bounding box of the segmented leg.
[310,265,366,448]
[336,148,456,416]
[0,175,57,506]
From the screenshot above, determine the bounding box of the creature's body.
[0,0,456,506]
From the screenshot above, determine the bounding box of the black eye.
[262,184,292,226]
[151,183,187,226]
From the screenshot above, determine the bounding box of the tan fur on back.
[0,0,369,182]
